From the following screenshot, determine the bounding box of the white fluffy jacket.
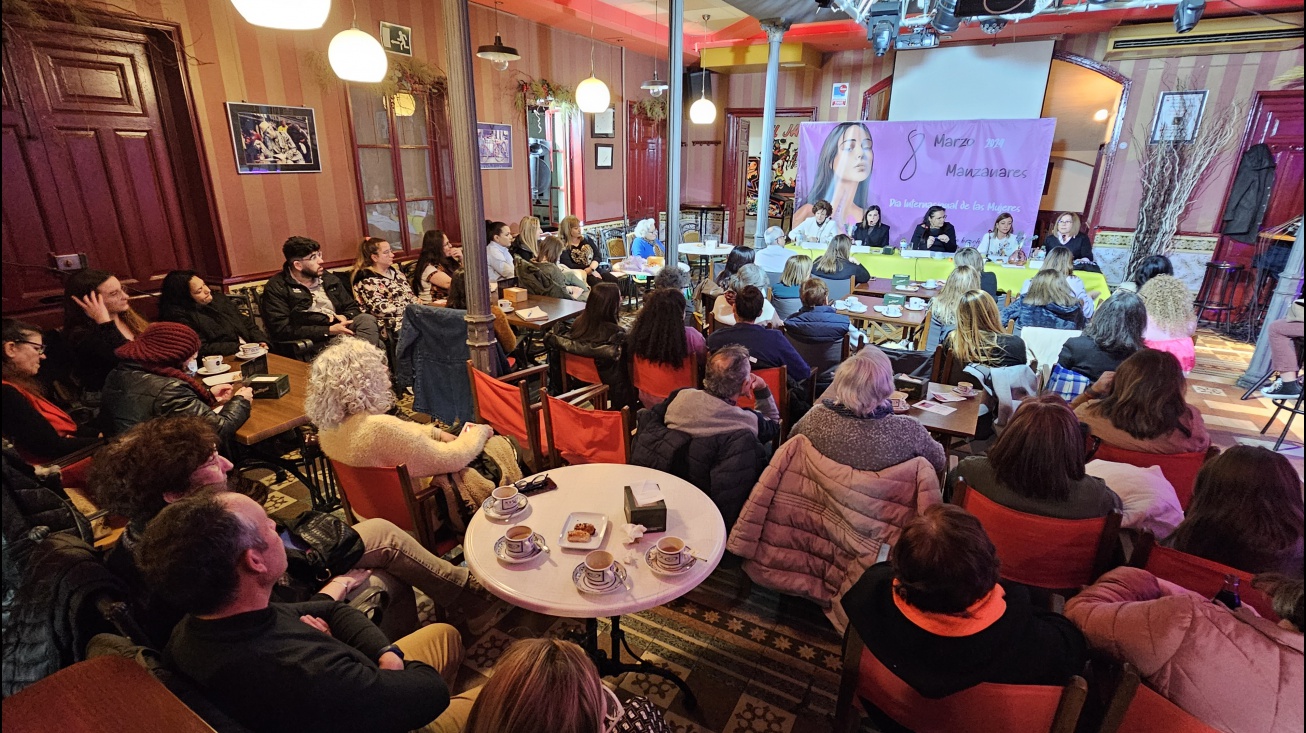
[726,434,941,632]
[318,413,492,478]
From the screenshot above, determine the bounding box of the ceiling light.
[930,0,960,33]
[1093,108,1109,122]
[979,17,1007,34]
[328,26,388,83]
[895,31,939,50]
[690,68,716,125]
[1173,0,1205,33]
[575,0,611,114]
[870,21,895,56]
[231,0,330,30]
[641,0,669,96]
[477,4,519,71]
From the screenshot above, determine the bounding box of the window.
[348,87,439,251]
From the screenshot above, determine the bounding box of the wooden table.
[910,382,982,440]
[856,278,941,300]
[505,295,587,331]
[837,294,927,345]
[230,353,311,446]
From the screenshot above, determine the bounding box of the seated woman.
[509,215,540,261]
[557,215,617,288]
[534,234,590,301]
[975,212,1024,263]
[909,206,958,253]
[628,288,707,408]
[410,229,461,304]
[1167,445,1303,576]
[1115,253,1171,294]
[1261,301,1304,399]
[1138,274,1197,375]
[2,319,98,464]
[771,254,812,321]
[948,394,1121,519]
[925,266,982,354]
[465,638,669,733]
[630,218,663,259]
[811,234,871,286]
[545,283,633,407]
[697,244,756,302]
[1072,349,1210,454]
[1037,212,1094,268]
[350,236,418,342]
[953,246,997,299]
[713,264,782,328]
[1021,247,1095,319]
[100,323,251,441]
[784,277,863,349]
[791,347,944,473]
[158,270,267,357]
[841,504,1087,701]
[447,270,517,357]
[944,290,1028,373]
[1001,269,1086,336]
[63,268,148,396]
[788,199,840,248]
[1057,291,1145,382]
[851,205,890,250]
[1066,568,1302,733]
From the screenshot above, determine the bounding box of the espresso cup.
[908,297,926,309]
[238,343,260,357]
[957,381,975,395]
[654,536,688,569]
[202,355,223,372]
[885,305,903,317]
[504,525,536,556]
[924,279,939,289]
[497,298,513,311]
[491,485,522,514]
[584,550,616,585]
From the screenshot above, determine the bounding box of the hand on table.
[234,386,254,402]
[72,291,112,324]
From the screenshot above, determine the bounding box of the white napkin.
[620,523,647,544]
[629,480,664,507]
[516,306,547,320]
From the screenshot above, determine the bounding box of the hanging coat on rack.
[1221,143,1276,244]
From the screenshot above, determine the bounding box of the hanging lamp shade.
[393,92,417,117]
[641,75,668,97]
[328,27,389,83]
[477,34,521,71]
[576,75,611,114]
[230,0,330,29]
[689,96,717,125]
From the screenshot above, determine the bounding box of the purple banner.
[794,119,1055,249]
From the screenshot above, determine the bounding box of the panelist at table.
[909,206,958,253]
[1038,212,1097,270]
[789,200,840,248]
[851,205,891,250]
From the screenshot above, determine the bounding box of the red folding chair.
[1096,664,1221,733]
[955,481,1122,590]
[558,350,601,392]
[1130,532,1278,621]
[329,461,444,550]
[630,354,698,406]
[1090,443,1217,510]
[542,384,634,467]
[467,361,548,470]
[734,364,790,439]
[834,625,1087,733]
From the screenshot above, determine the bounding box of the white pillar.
[665,0,685,261]
[753,19,790,250]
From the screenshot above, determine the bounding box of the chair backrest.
[1004,318,1017,335]
[467,361,547,470]
[785,331,848,377]
[766,269,785,289]
[606,237,626,259]
[955,481,1121,589]
[542,390,633,467]
[631,355,698,404]
[1022,326,1081,368]
[1098,665,1221,733]
[772,296,802,321]
[734,364,788,439]
[822,276,854,301]
[1091,443,1213,510]
[711,261,726,283]
[929,342,961,385]
[559,350,601,390]
[683,230,702,243]
[328,460,439,549]
[1131,533,1278,621]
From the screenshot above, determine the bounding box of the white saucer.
[494,534,547,564]
[905,305,926,312]
[236,347,267,359]
[952,388,977,398]
[644,546,696,576]
[572,562,629,594]
[197,364,231,376]
[481,495,529,520]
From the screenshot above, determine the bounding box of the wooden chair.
[835,624,1088,733]
[683,230,701,243]
[1096,664,1221,733]
[1003,318,1017,335]
[1130,532,1278,621]
[1089,443,1217,510]
[928,343,961,385]
[955,481,1122,590]
[330,461,443,550]
[558,350,601,392]
[631,354,699,406]
[735,364,789,441]
[466,361,548,471]
[823,276,855,301]
[542,384,634,467]
[606,236,626,263]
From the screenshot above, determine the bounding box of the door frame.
[1050,51,1131,233]
[1216,89,1303,231]
[723,106,817,245]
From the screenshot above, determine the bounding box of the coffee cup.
[884,305,903,317]
[504,525,537,557]
[908,297,926,310]
[654,536,689,569]
[889,390,910,413]
[491,485,523,514]
[584,550,616,585]
[924,279,939,289]
[238,343,261,358]
[957,381,975,395]
[497,298,514,311]
[202,355,223,372]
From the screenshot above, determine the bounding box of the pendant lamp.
[230,0,330,30]
[575,2,610,114]
[393,92,417,117]
[329,25,388,83]
[477,3,520,72]
[689,68,716,125]
[640,0,669,96]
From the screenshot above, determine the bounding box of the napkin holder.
[883,293,906,306]
[502,287,529,303]
[249,373,290,399]
[894,373,927,401]
[623,485,667,533]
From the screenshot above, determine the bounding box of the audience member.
[261,236,381,351]
[410,229,461,303]
[944,290,1027,371]
[771,255,812,320]
[707,286,809,378]
[924,265,982,353]
[1138,274,1197,374]
[532,234,590,301]
[841,504,1087,700]
[1020,246,1095,319]
[558,215,616,287]
[1065,567,1302,733]
[1261,301,1304,399]
[851,205,890,250]
[509,216,540,261]
[712,264,783,328]
[784,278,861,349]
[1001,269,1086,335]
[630,218,663,259]
[350,237,418,341]
[628,288,707,407]
[662,344,779,434]
[100,322,251,440]
[1167,445,1303,576]
[464,638,668,733]
[546,283,633,407]
[1057,291,1146,381]
[811,235,872,286]
[63,268,148,394]
[754,225,795,273]
[789,200,839,247]
[1115,253,1172,294]
[1037,212,1094,266]
[446,271,517,356]
[2,319,98,463]
[650,265,696,327]
[699,245,756,302]
[158,270,267,357]
[485,220,517,287]
[948,394,1120,519]
[136,491,476,733]
[952,246,998,298]
[909,206,958,253]
[791,347,944,473]
[1073,349,1210,454]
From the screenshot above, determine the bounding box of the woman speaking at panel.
[793,122,874,231]
[910,206,958,253]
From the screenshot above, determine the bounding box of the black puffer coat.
[545,321,635,408]
[100,364,250,440]
[158,292,267,357]
[1221,143,1276,244]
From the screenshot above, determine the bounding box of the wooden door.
[2,23,196,314]
[625,103,666,222]
[727,118,751,246]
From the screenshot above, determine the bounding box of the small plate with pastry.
[559,512,609,550]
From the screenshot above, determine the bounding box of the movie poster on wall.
[746,121,801,218]
[226,102,321,174]
[793,119,1056,248]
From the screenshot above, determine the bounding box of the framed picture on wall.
[226,102,321,174]
[595,144,613,169]
[591,107,615,138]
[477,123,513,169]
[1149,90,1208,144]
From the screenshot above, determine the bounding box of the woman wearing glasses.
[2,319,100,464]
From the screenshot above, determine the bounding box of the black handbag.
[279,511,364,585]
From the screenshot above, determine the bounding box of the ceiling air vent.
[1106,13,1303,60]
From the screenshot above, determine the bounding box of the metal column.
[665,0,684,262]
[753,20,789,249]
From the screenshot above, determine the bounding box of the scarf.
[892,579,1007,637]
[822,399,894,420]
[3,379,78,436]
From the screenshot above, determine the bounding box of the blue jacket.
[395,304,507,426]
[1000,297,1084,336]
[631,237,662,258]
[706,323,810,378]
[784,306,850,344]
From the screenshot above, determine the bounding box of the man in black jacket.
[260,236,381,355]
[136,491,474,733]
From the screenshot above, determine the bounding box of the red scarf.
[3,379,78,436]
[892,580,1007,637]
[136,363,217,407]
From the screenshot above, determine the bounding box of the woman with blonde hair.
[771,254,812,319]
[977,212,1024,262]
[953,246,997,298]
[510,215,540,261]
[1002,269,1085,336]
[559,214,618,287]
[534,234,590,301]
[925,265,982,353]
[811,234,871,285]
[946,290,1027,369]
[1038,211,1094,265]
[1138,274,1197,374]
[350,236,418,341]
[1023,245,1095,318]
[465,638,670,733]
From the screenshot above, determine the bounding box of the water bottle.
[1214,574,1241,610]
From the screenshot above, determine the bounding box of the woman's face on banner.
[831,125,873,184]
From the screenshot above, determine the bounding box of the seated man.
[840,504,1087,701]
[754,225,795,274]
[260,235,381,354]
[706,285,810,379]
[137,490,475,733]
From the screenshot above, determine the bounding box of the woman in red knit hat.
[100,322,252,441]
